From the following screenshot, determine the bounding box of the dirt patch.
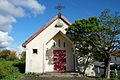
[21,76,95,80]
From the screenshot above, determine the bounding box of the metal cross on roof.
[56,0,64,13]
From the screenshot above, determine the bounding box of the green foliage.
[66,16,110,59]
[110,70,117,80]
[99,9,120,53]
[20,51,26,62]
[0,50,25,80]
[21,55,26,62]
[66,9,120,79]
[93,55,103,61]
[6,54,18,61]
[0,59,21,80]
[25,72,40,77]
[0,49,19,61]
[99,9,120,78]
[13,61,25,73]
[0,49,10,59]
[66,16,110,76]
[95,77,103,80]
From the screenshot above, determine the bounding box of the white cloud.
[0,31,13,49]
[17,45,25,52]
[0,0,24,17]
[0,15,16,32]
[0,15,16,26]
[0,0,45,49]
[9,0,45,15]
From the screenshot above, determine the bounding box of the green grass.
[0,58,25,80]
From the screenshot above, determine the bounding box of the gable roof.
[22,13,71,47]
[46,31,74,46]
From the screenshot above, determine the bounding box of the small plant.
[95,76,103,80]
[110,70,118,80]
[25,72,40,77]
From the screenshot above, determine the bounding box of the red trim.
[22,13,71,47]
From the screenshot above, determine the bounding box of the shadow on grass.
[13,62,25,73]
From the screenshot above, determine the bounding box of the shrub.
[96,77,102,80]
[25,72,40,77]
[6,54,18,61]
[13,61,25,73]
[20,51,26,62]
[0,49,10,59]
[0,59,21,80]
[110,70,118,80]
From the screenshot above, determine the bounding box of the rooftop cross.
[56,0,64,13]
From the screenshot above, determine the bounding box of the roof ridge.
[22,14,71,47]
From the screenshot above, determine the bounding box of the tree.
[0,49,10,59]
[99,9,120,79]
[66,9,120,79]
[6,54,18,61]
[6,50,18,61]
[0,50,18,61]
[20,51,26,62]
[66,16,110,76]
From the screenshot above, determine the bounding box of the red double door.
[53,50,66,72]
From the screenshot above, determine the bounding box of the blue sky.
[0,0,120,50]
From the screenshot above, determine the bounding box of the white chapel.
[22,13,75,73]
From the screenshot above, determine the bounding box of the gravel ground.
[20,72,96,80]
[21,76,95,80]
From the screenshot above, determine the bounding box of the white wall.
[45,32,74,72]
[25,18,74,73]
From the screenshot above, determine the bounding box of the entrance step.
[41,72,81,77]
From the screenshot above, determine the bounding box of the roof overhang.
[22,13,71,48]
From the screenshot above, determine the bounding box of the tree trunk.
[83,55,90,76]
[104,58,111,79]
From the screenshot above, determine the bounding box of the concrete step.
[41,72,81,77]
